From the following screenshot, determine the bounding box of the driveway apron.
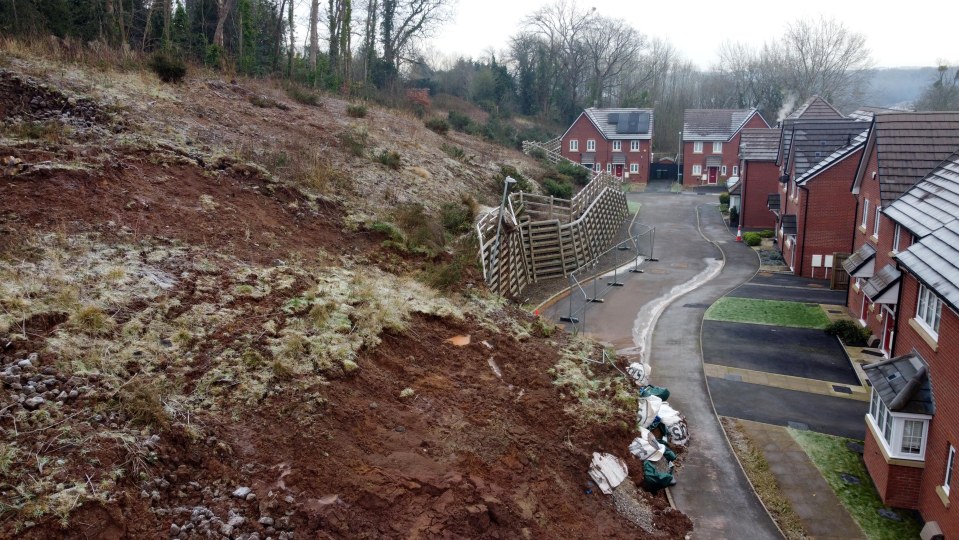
[546,193,781,539]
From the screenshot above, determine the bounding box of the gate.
[649,162,677,181]
[830,252,850,290]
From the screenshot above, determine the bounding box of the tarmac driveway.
[702,321,860,385]
[729,272,848,304]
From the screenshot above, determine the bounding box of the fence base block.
[559,316,580,323]
[587,298,605,303]
[629,269,645,274]
[607,282,625,287]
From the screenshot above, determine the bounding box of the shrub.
[719,192,731,205]
[347,104,367,118]
[149,52,187,83]
[285,85,321,106]
[441,143,467,161]
[448,110,474,131]
[529,147,547,160]
[743,232,761,246]
[759,229,775,239]
[425,117,450,135]
[375,150,402,170]
[543,178,573,199]
[557,160,590,186]
[825,320,872,346]
[499,165,532,193]
[249,95,289,110]
[719,203,729,213]
[440,198,475,235]
[394,203,445,256]
[729,206,739,226]
[338,129,368,157]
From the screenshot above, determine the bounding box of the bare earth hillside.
[0,45,691,539]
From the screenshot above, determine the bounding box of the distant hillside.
[864,67,939,109]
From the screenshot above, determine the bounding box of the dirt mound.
[0,69,111,126]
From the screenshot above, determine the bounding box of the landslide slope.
[0,44,690,539]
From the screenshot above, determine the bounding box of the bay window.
[868,388,930,460]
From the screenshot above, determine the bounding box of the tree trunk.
[309,0,319,74]
[362,0,378,83]
[272,0,287,72]
[328,0,340,74]
[141,0,155,52]
[163,0,172,48]
[287,0,295,77]
[213,0,235,49]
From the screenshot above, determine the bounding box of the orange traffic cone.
[736,226,743,242]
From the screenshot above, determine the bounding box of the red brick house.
[737,128,780,229]
[681,109,768,188]
[846,112,959,357]
[775,119,868,277]
[560,108,653,183]
[859,153,959,538]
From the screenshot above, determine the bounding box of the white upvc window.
[629,163,639,174]
[946,445,956,495]
[868,389,930,460]
[862,199,870,229]
[732,165,739,176]
[893,224,901,253]
[916,284,943,339]
[630,140,640,151]
[873,206,882,238]
[693,142,703,154]
[594,163,601,172]
[721,165,727,175]
[569,139,579,152]
[712,141,723,153]
[692,164,702,175]
[606,163,612,173]
[587,139,596,151]
[613,140,622,152]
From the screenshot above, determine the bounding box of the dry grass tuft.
[71,305,114,335]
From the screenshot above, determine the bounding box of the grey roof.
[863,352,934,415]
[796,128,870,185]
[884,152,959,237]
[897,217,959,313]
[787,120,869,179]
[683,109,764,141]
[862,263,901,302]
[767,194,781,210]
[848,106,906,122]
[867,112,959,207]
[786,96,844,121]
[740,128,781,161]
[843,243,876,275]
[782,214,797,236]
[583,108,654,140]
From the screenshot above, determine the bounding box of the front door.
[708,167,718,184]
[860,294,869,324]
[880,308,895,356]
[615,164,624,178]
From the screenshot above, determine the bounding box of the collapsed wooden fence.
[477,155,629,297]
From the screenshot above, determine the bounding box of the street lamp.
[677,131,683,183]
[489,176,518,282]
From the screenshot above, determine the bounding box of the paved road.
[546,192,781,539]
[702,321,860,384]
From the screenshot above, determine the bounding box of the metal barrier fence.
[558,223,656,335]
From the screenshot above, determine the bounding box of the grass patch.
[722,418,806,538]
[789,429,923,540]
[705,297,831,329]
[627,201,641,215]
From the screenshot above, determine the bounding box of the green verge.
[627,201,641,215]
[788,429,923,540]
[705,297,831,329]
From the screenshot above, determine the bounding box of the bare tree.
[308,0,319,73]
[213,0,236,49]
[779,17,873,109]
[361,0,378,82]
[582,16,645,107]
[524,0,595,119]
[915,64,959,111]
[380,0,451,74]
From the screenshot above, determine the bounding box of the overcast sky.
[428,0,958,69]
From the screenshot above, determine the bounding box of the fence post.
[609,241,624,287]
[560,274,580,324]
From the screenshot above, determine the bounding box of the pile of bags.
[626,362,689,492]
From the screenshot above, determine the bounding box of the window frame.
[721,165,727,175]
[868,389,930,461]
[612,140,622,152]
[692,164,702,176]
[587,139,596,152]
[946,445,956,495]
[862,199,870,229]
[693,141,703,154]
[606,162,612,173]
[630,140,640,152]
[629,163,639,174]
[732,165,739,176]
[893,224,901,253]
[569,139,578,152]
[873,206,882,238]
[594,162,601,173]
[916,284,943,339]
[712,141,723,153]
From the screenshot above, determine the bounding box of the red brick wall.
[864,428,924,508]
[893,274,959,536]
[682,112,768,187]
[789,149,861,278]
[847,147,883,337]
[739,160,779,229]
[561,114,651,183]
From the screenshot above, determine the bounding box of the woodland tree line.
[1,0,955,152]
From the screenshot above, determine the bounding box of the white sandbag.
[628,427,665,462]
[626,362,650,386]
[587,452,629,495]
[658,402,682,426]
[636,395,662,429]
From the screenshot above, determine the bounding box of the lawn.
[789,429,923,540]
[705,297,831,329]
